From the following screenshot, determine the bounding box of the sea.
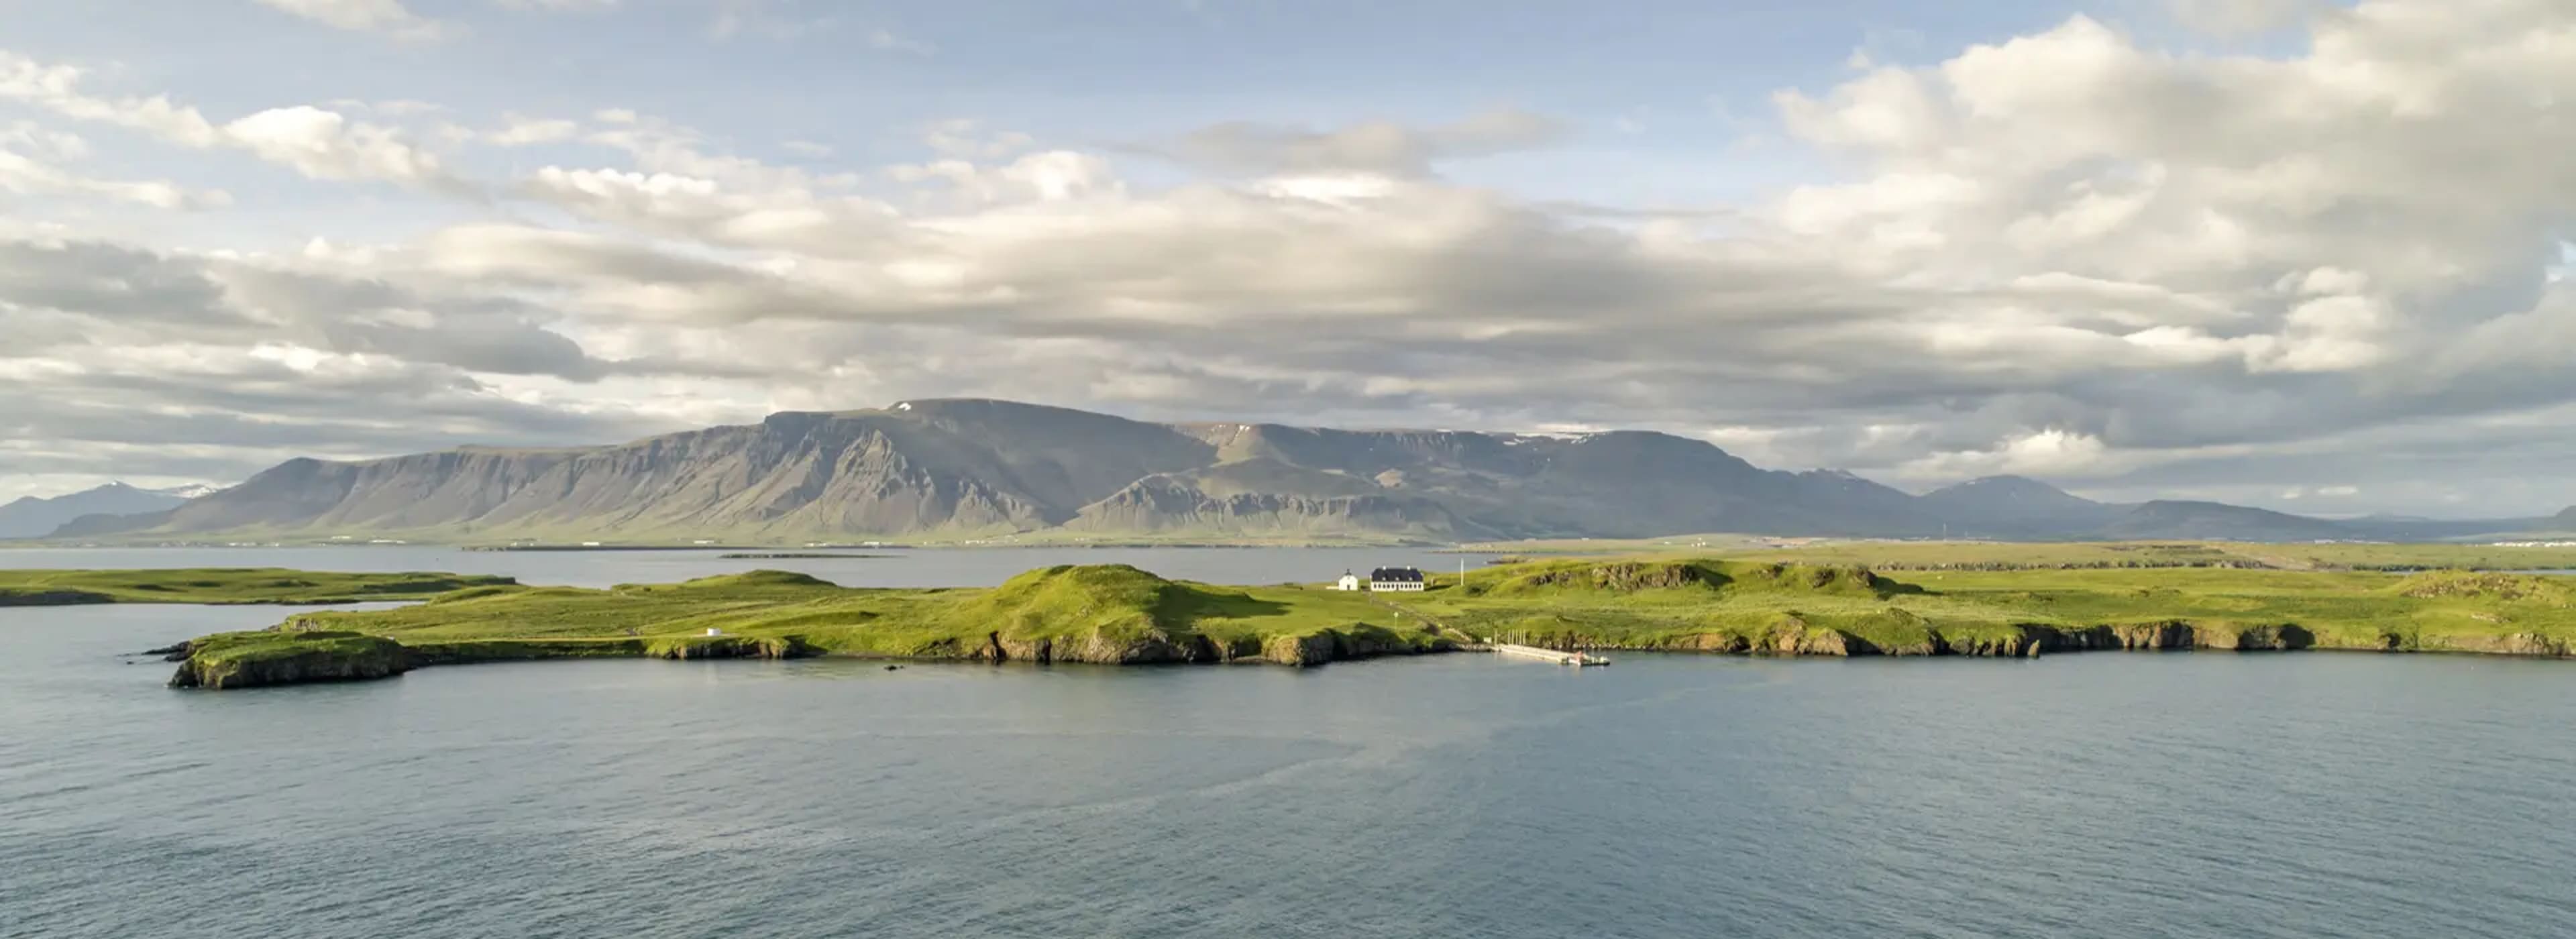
[3,547,2573,938]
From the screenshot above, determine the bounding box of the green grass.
[263,564,1446,668]
[0,567,517,605]
[1406,557,2576,657]
[167,630,411,689]
[1464,538,2576,573]
[121,555,2576,689]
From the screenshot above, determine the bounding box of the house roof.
[1369,567,1424,582]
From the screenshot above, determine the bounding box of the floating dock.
[1491,643,1611,667]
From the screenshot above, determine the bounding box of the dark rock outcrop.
[167,633,412,689]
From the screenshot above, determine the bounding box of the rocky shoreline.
[163,625,1453,689]
[161,619,2575,691]
[1495,621,2575,659]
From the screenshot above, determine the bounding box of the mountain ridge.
[0,482,213,539]
[36,399,2559,544]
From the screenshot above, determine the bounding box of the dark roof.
[1369,567,1424,582]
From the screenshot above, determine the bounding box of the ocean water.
[5,552,2576,937]
[7,626,2575,936]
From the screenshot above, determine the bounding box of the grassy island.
[0,567,516,606]
[11,557,2573,689]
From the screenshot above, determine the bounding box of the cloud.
[251,0,455,40]
[221,107,453,185]
[864,27,935,56]
[922,119,1033,159]
[1897,429,2125,480]
[2169,0,2317,36]
[0,129,229,209]
[7,3,2576,516]
[0,53,221,144]
[885,150,1122,207]
[486,115,580,146]
[0,52,461,190]
[1161,109,1570,176]
[0,236,616,382]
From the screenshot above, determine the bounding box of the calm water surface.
[5,551,2575,938]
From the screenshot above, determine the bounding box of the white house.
[1368,567,1426,592]
[1334,570,1362,592]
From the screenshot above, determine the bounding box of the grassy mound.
[611,569,839,595]
[1477,558,1904,599]
[2395,571,2575,604]
[678,569,836,589]
[1724,562,1907,597]
[936,564,1179,647]
[170,630,411,689]
[424,584,530,604]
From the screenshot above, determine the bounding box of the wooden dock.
[1491,643,1611,667]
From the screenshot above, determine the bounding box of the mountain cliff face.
[42,398,2511,543]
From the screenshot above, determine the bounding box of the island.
[6,557,2572,689]
[0,567,515,606]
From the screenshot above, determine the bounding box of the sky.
[1,0,2572,518]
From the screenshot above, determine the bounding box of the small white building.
[1368,567,1426,592]
[705,628,724,637]
[1334,570,1362,592]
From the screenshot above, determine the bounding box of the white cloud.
[0,53,221,145]
[223,107,451,185]
[6,2,2576,516]
[1164,109,1568,176]
[922,119,1033,160]
[0,54,459,190]
[0,147,229,209]
[486,115,580,146]
[2170,0,2316,37]
[251,0,455,40]
[1898,429,2123,480]
[887,150,1122,207]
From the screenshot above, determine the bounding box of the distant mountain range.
[28,399,2575,544]
[0,483,217,539]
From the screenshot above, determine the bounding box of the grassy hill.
[197,564,1448,677]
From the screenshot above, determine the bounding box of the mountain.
[0,482,205,539]
[1917,476,2125,536]
[38,398,2489,544]
[2093,500,2357,541]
